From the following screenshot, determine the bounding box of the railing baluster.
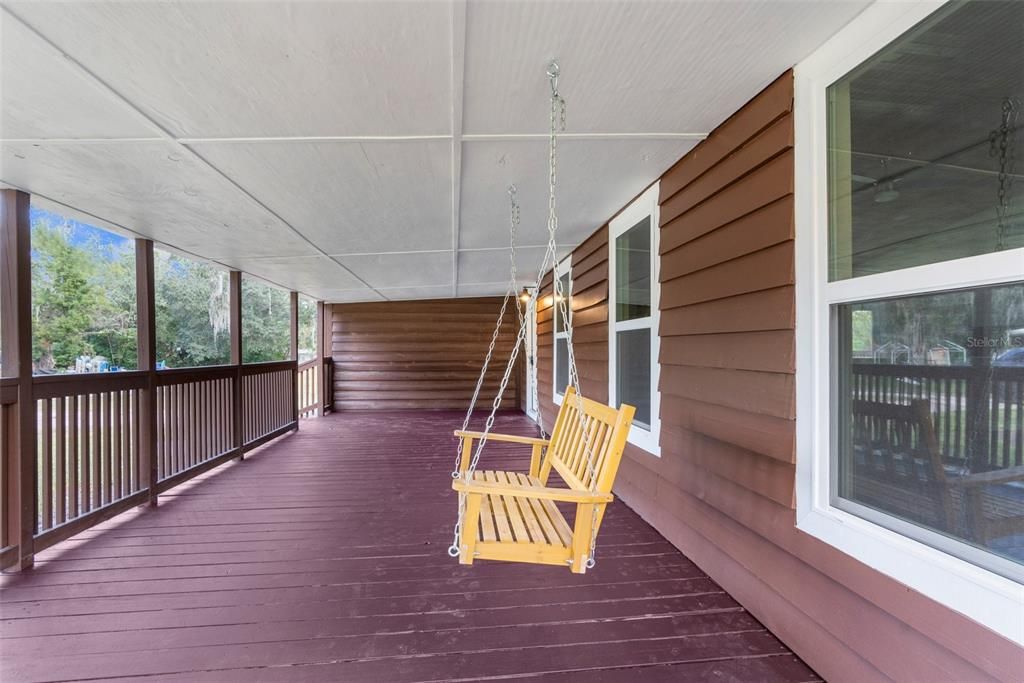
[55,397,66,526]
[40,399,52,532]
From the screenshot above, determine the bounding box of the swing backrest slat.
[539,386,635,496]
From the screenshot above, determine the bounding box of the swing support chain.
[449,60,603,570]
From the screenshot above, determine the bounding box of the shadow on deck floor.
[1,411,819,682]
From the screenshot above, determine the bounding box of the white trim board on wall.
[608,182,662,456]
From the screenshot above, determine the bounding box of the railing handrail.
[852,362,1024,381]
[31,371,149,399]
[156,365,237,385]
[297,358,318,372]
[240,359,298,375]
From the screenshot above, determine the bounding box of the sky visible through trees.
[24,207,315,374]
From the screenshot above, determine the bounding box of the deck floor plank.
[1,411,818,683]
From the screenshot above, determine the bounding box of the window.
[154,249,230,369]
[30,206,137,374]
[796,0,1024,644]
[552,256,571,404]
[241,276,291,363]
[609,184,661,454]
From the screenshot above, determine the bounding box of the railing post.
[315,301,325,417]
[1,189,35,570]
[135,239,159,507]
[230,271,244,459]
[289,292,299,429]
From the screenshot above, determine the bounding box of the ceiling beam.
[449,0,468,297]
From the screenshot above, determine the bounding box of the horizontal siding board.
[660,395,794,464]
[660,149,795,238]
[660,242,794,308]
[660,365,794,420]
[659,287,794,335]
[659,73,793,200]
[331,297,520,410]
[663,113,793,222]
[660,197,794,272]
[659,330,794,374]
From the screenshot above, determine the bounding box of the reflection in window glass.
[827,0,1023,280]
[154,249,230,369]
[554,271,571,334]
[555,338,569,396]
[30,207,137,374]
[615,217,651,321]
[835,283,1024,573]
[242,277,290,363]
[616,328,651,428]
[297,297,317,363]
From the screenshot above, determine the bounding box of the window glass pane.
[297,297,317,363]
[242,277,290,363]
[835,282,1024,574]
[154,249,230,369]
[555,337,569,395]
[554,271,571,333]
[30,206,137,374]
[827,0,1024,280]
[615,217,651,321]
[617,328,652,429]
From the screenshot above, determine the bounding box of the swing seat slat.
[452,387,635,573]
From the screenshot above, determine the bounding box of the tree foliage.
[29,212,300,373]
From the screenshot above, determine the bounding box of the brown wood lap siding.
[329,297,521,411]
[536,73,1020,681]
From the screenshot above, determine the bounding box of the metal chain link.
[989,97,1019,251]
[451,187,523,477]
[450,61,601,570]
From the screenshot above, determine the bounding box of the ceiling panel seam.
[1,4,384,302]
[449,0,468,297]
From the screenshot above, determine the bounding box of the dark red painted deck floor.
[1,411,818,682]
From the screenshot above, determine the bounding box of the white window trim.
[552,255,572,406]
[608,183,662,456]
[794,0,1024,645]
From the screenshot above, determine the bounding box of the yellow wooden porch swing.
[447,63,635,574]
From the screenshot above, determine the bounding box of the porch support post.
[1,189,35,570]
[315,301,325,417]
[289,292,299,429]
[135,239,158,507]
[229,271,244,459]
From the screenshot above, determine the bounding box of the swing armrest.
[452,478,613,504]
[454,430,549,447]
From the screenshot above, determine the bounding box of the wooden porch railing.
[33,372,148,548]
[243,361,297,447]
[0,186,338,570]
[155,366,236,489]
[851,363,1024,470]
[1,377,17,568]
[297,360,319,419]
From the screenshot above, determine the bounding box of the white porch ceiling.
[0,0,870,302]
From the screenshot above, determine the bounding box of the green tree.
[242,277,290,363]
[154,251,230,367]
[31,222,101,371]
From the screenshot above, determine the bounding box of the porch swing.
[447,62,636,574]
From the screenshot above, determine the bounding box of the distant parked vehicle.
[994,347,1024,367]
